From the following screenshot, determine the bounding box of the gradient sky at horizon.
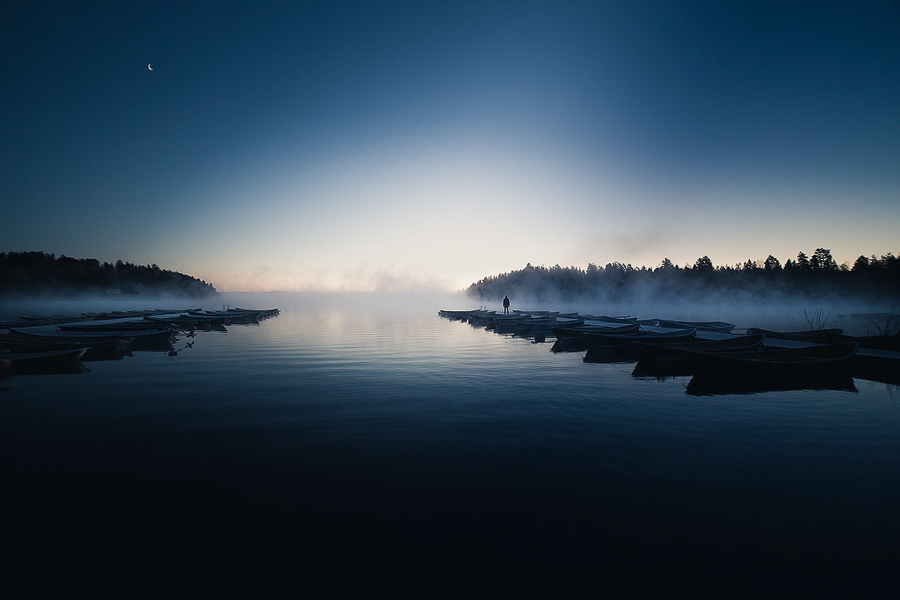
[2,1,898,292]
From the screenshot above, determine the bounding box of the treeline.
[0,251,217,297]
[467,249,900,303]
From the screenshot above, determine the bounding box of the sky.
[2,1,898,292]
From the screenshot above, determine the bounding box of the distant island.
[468,249,900,304]
[0,251,217,298]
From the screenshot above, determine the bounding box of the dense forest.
[0,251,217,297]
[468,249,900,304]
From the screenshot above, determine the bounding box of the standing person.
[502,295,510,314]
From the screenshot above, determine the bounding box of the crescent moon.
[148,63,153,71]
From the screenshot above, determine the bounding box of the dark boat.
[583,327,697,348]
[823,332,900,351]
[653,319,735,333]
[144,314,226,327]
[682,342,858,381]
[552,323,641,339]
[8,328,173,351]
[2,347,90,375]
[550,323,642,352]
[579,315,638,324]
[747,327,843,343]
[188,310,261,324]
[87,308,200,320]
[58,320,174,332]
[631,334,767,377]
[582,328,699,363]
[497,316,584,334]
[633,334,766,361]
[0,332,132,355]
[230,307,280,318]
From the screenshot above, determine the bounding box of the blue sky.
[2,1,898,291]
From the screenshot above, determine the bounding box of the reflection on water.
[686,372,859,395]
[1,292,899,596]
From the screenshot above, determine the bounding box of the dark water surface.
[2,293,899,597]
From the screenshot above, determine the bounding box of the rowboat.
[188,311,259,325]
[579,315,638,324]
[582,328,698,363]
[823,332,900,351]
[86,309,200,320]
[653,319,735,333]
[583,327,697,348]
[1,347,89,375]
[682,342,858,381]
[144,314,226,326]
[230,307,280,318]
[58,320,174,332]
[747,327,843,343]
[496,315,584,334]
[8,328,174,350]
[1,331,131,354]
[552,323,641,338]
[631,334,767,377]
[550,323,642,352]
[633,334,766,362]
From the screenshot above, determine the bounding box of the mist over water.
[2,288,894,335]
[458,291,896,336]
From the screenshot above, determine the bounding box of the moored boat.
[582,328,698,362]
[631,334,767,377]
[189,310,260,324]
[58,320,174,332]
[654,319,735,333]
[8,328,174,350]
[550,323,643,352]
[823,332,900,351]
[144,314,226,327]
[632,334,766,362]
[579,315,638,324]
[682,342,858,381]
[552,322,641,338]
[230,307,280,318]
[1,331,131,354]
[583,327,697,348]
[2,347,90,374]
[747,327,843,343]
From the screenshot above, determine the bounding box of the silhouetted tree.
[811,248,837,271]
[852,256,870,272]
[693,256,714,272]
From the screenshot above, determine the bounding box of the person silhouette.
[502,295,510,314]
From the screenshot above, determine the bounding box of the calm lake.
[2,292,899,597]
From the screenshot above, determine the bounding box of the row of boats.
[438,308,900,393]
[0,307,280,378]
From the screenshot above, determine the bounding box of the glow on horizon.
[155,132,899,293]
